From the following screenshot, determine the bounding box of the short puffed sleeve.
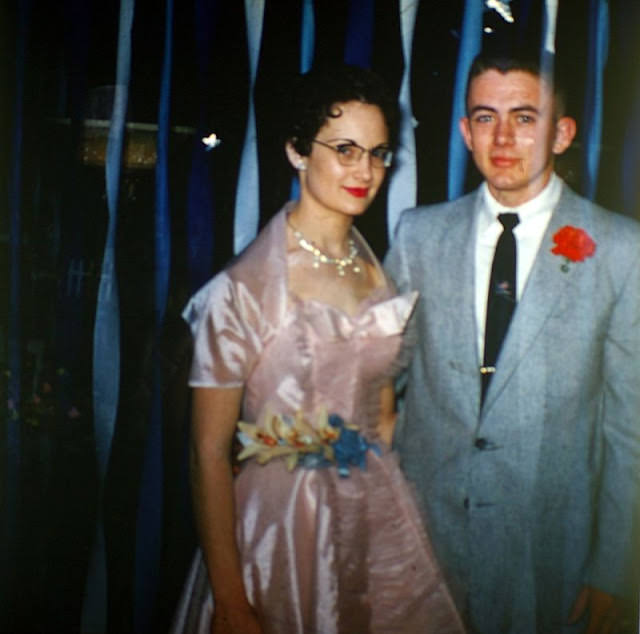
[182,272,264,387]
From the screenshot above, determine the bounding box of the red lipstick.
[344,187,368,198]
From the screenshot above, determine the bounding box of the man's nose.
[494,118,515,145]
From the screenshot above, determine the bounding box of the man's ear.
[459,117,473,152]
[552,116,577,155]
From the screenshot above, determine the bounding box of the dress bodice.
[184,204,417,439]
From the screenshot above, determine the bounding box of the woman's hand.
[377,381,397,446]
[190,387,260,634]
[211,601,263,634]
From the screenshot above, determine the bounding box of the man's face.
[459,69,576,207]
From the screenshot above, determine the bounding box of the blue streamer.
[582,0,609,200]
[387,0,419,240]
[540,0,558,54]
[447,0,483,200]
[289,0,315,202]
[187,153,215,292]
[344,0,374,67]
[622,92,640,216]
[187,0,217,293]
[133,1,173,632]
[233,0,265,255]
[154,0,173,329]
[300,0,315,73]
[82,1,134,632]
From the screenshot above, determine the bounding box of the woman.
[172,65,465,634]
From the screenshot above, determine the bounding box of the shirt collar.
[480,173,562,224]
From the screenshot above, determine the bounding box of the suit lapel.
[481,186,591,413]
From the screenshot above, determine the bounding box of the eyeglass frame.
[311,138,393,168]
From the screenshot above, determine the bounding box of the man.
[385,54,640,633]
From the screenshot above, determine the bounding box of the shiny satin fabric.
[172,205,465,633]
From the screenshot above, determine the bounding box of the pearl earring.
[297,162,307,171]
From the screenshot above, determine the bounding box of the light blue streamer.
[387,0,419,240]
[541,0,558,53]
[234,0,265,254]
[583,0,609,200]
[447,0,483,200]
[83,1,134,632]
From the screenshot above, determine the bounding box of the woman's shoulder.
[183,206,290,333]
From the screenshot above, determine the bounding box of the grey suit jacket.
[385,183,640,633]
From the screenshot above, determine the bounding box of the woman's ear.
[286,141,307,171]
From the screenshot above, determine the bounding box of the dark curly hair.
[285,64,398,157]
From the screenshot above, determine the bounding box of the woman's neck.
[287,203,354,259]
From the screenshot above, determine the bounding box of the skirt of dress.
[170,452,466,634]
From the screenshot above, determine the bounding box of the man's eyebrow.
[510,105,541,114]
[468,105,498,115]
[468,104,541,115]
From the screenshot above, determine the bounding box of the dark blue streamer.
[622,92,640,216]
[582,0,608,200]
[3,0,29,586]
[187,152,215,292]
[344,0,374,67]
[300,0,315,73]
[186,0,218,294]
[83,1,134,631]
[447,0,483,200]
[154,0,173,328]
[133,0,173,632]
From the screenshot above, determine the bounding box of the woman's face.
[292,100,389,220]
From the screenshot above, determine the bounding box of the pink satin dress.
[171,205,465,634]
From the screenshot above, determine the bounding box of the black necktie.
[482,213,520,401]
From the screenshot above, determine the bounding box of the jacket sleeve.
[586,223,640,598]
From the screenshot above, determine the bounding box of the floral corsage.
[236,408,380,477]
[551,225,596,272]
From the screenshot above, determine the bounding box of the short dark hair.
[286,64,398,156]
[465,53,567,118]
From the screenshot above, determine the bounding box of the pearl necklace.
[289,220,360,276]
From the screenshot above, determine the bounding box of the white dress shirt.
[475,173,562,360]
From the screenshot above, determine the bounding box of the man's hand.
[567,585,627,634]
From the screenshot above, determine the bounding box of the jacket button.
[463,497,469,509]
[474,437,489,450]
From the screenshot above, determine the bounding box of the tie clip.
[480,366,496,375]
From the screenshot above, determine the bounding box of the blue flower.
[328,414,380,478]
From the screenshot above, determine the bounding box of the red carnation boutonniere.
[550,225,596,272]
